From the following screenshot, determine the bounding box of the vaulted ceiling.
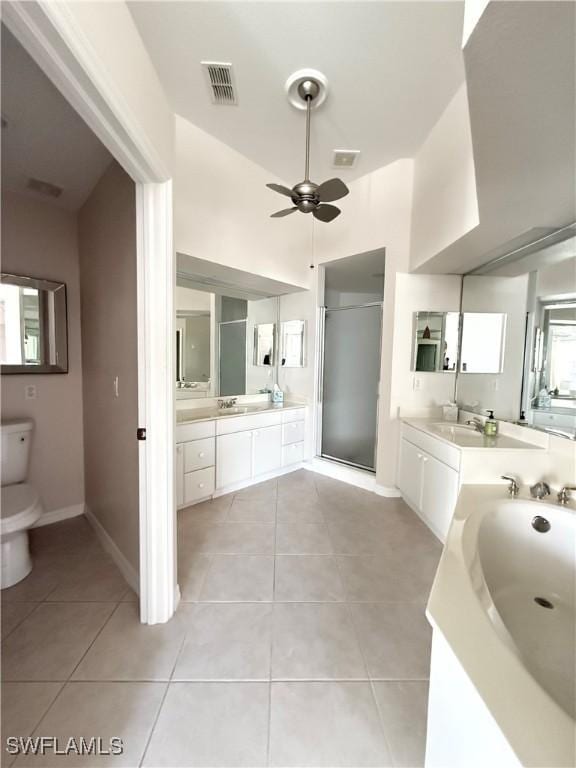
[129,1,466,183]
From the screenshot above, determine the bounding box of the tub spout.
[530,481,551,500]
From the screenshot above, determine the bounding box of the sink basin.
[426,422,540,449]
[430,423,478,435]
[218,404,269,415]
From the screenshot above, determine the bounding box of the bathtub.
[426,485,575,768]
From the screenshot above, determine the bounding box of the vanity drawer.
[401,423,460,471]
[216,411,282,435]
[184,466,215,505]
[184,437,215,473]
[282,420,305,445]
[532,411,576,428]
[282,408,306,424]
[282,441,304,466]
[176,420,215,443]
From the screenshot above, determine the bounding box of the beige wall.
[1,190,85,514]
[78,161,140,570]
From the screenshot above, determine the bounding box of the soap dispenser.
[484,410,498,436]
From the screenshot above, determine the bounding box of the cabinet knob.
[198,482,204,489]
[417,453,422,459]
[422,457,428,463]
[198,452,205,458]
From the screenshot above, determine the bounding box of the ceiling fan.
[267,76,349,222]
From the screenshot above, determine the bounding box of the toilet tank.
[1,419,34,486]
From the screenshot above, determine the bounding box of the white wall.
[1,190,85,515]
[456,274,529,421]
[175,286,211,312]
[536,257,576,300]
[174,116,312,289]
[313,159,414,489]
[391,274,462,418]
[410,84,479,271]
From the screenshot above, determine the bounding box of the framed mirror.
[253,323,276,366]
[280,320,306,367]
[459,312,507,373]
[412,311,459,372]
[0,273,68,373]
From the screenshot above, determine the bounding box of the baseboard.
[374,484,402,498]
[33,503,85,528]
[84,506,139,595]
[305,457,377,491]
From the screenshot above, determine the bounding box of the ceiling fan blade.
[266,183,293,198]
[271,207,298,218]
[313,204,341,222]
[316,178,349,202]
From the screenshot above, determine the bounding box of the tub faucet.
[530,481,551,500]
[466,418,484,433]
[501,475,520,497]
[557,485,576,505]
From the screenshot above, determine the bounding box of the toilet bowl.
[1,419,44,589]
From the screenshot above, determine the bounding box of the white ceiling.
[1,25,112,211]
[129,1,465,184]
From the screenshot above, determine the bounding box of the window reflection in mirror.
[412,312,459,372]
[0,273,68,373]
[459,313,507,373]
[281,320,306,367]
[254,323,275,366]
[534,303,576,402]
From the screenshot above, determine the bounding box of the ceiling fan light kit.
[267,69,349,223]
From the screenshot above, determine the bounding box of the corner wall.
[1,190,85,516]
[78,161,140,570]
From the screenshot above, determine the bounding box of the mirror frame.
[0,273,68,374]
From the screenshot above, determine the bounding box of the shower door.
[219,320,246,396]
[321,304,382,471]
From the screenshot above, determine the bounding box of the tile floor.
[1,470,441,767]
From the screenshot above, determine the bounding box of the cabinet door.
[397,438,424,511]
[253,425,282,477]
[421,454,459,542]
[176,443,184,508]
[216,431,253,489]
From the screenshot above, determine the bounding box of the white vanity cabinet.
[176,421,216,508]
[397,423,460,542]
[216,430,253,488]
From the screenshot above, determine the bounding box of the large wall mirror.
[411,311,459,372]
[0,273,68,373]
[459,312,507,373]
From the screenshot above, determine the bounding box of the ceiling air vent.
[201,62,237,105]
[27,178,63,199]
[333,149,360,169]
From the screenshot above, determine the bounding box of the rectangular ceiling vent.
[333,149,360,169]
[201,62,237,106]
[27,178,63,199]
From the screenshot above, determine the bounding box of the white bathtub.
[426,485,576,767]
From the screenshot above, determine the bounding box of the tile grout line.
[66,600,123,682]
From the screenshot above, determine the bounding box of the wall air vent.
[201,62,237,105]
[333,149,360,169]
[27,178,63,199]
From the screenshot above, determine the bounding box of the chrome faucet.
[557,485,576,505]
[530,481,551,500]
[466,418,484,434]
[501,475,520,497]
[217,397,238,409]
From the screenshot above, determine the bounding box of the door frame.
[4,2,177,623]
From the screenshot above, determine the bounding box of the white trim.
[84,507,139,595]
[211,463,305,499]
[32,503,85,528]
[374,484,402,498]
[305,457,377,491]
[136,181,176,625]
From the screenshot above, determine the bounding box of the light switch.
[113,376,119,398]
[413,376,422,391]
[25,384,37,400]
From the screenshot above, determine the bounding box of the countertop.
[176,401,306,425]
[402,418,544,451]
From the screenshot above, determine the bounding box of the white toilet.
[1,419,44,589]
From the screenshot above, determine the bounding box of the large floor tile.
[276,522,333,554]
[271,603,366,680]
[173,603,272,680]
[209,523,275,555]
[277,470,318,496]
[276,494,325,523]
[178,552,212,601]
[274,556,344,602]
[45,554,129,602]
[29,518,101,559]
[327,520,390,555]
[178,496,233,527]
[373,681,429,767]
[269,682,392,767]
[142,682,269,767]
[337,552,438,603]
[351,603,432,679]
[227,496,276,522]
[15,682,166,767]
[234,478,277,501]
[1,561,63,603]
[199,555,274,602]
[2,682,64,767]
[2,602,115,682]
[1,603,39,640]
[73,603,192,681]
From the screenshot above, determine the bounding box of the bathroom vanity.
[175,402,307,506]
[397,419,545,541]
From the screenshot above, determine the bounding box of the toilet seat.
[1,483,43,535]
